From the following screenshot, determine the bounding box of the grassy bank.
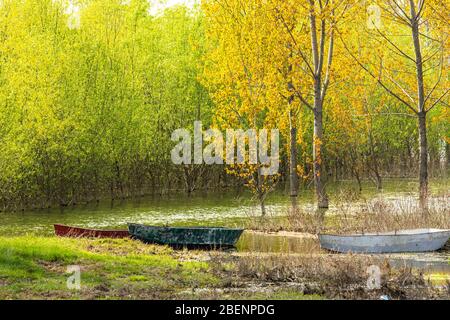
[0,236,216,299]
[1,236,448,300]
[0,236,322,300]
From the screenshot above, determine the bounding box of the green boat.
[128,223,244,249]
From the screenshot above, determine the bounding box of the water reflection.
[237,231,450,274]
[0,182,447,237]
[237,231,321,254]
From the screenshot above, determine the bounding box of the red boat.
[54,224,130,239]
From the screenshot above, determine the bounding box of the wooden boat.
[54,224,130,239]
[319,229,450,254]
[128,223,244,249]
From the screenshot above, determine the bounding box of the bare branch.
[373,25,416,63]
[385,1,411,26]
[424,50,444,105]
[338,30,418,115]
[415,0,425,22]
[291,83,314,111]
[354,112,417,119]
[427,89,450,112]
[309,0,320,76]
[276,11,315,77]
[383,70,416,105]
[321,16,334,101]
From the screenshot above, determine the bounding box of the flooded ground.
[237,231,450,275]
[0,178,448,278]
[0,178,448,235]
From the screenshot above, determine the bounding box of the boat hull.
[319,229,450,254]
[54,224,130,239]
[128,224,244,249]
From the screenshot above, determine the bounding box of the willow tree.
[0,0,214,208]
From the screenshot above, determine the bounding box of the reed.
[278,194,450,234]
[331,195,450,234]
[211,253,449,300]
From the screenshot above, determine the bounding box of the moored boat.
[54,224,130,239]
[319,229,450,254]
[128,223,244,249]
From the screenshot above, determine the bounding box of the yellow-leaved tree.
[201,0,282,215]
[202,0,355,210]
[341,0,449,212]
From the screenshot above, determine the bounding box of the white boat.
[319,229,450,254]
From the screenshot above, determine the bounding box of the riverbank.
[0,236,448,300]
[0,236,320,300]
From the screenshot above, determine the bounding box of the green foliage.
[0,0,446,209]
[0,0,212,209]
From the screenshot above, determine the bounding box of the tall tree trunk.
[439,139,448,177]
[289,120,299,213]
[313,106,328,208]
[368,130,382,191]
[257,167,267,216]
[350,151,362,192]
[418,112,428,211]
[260,199,267,217]
[309,0,330,209]
[287,45,299,201]
[289,110,299,198]
[410,1,428,213]
[115,161,124,199]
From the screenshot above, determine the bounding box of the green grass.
[242,291,324,300]
[0,236,219,299]
[0,236,325,300]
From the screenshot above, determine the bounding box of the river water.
[0,179,448,274]
[1,178,447,236]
